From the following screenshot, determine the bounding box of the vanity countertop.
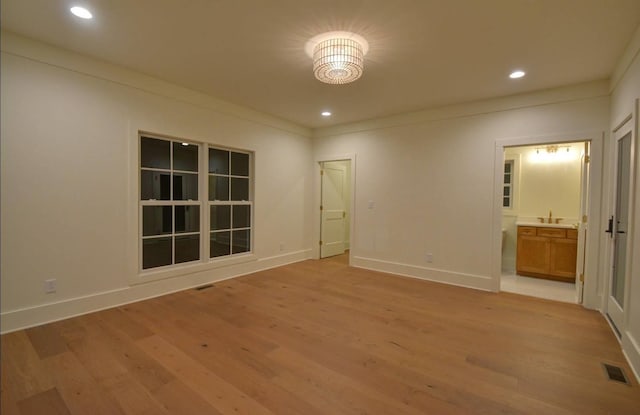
[516,221,577,229]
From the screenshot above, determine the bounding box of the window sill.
[132,253,257,285]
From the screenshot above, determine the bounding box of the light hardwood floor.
[2,255,639,414]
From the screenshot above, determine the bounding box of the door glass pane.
[232,229,250,254]
[141,170,171,200]
[142,237,172,269]
[173,173,198,200]
[142,206,172,236]
[210,205,231,230]
[175,234,200,263]
[173,142,198,172]
[141,137,170,169]
[175,206,199,233]
[504,162,511,174]
[231,177,249,201]
[210,231,231,258]
[612,133,631,307]
[231,152,249,176]
[209,176,229,201]
[233,205,250,228]
[209,148,229,174]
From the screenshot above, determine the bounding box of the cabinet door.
[516,235,550,275]
[549,238,577,280]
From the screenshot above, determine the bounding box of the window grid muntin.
[140,135,202,270]
[207,146,252,259]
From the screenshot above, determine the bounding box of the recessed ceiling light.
[509,70,526,79]
[70,6,93,19]
[321,111,332,117]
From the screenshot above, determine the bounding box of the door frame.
[492,130,604,309]
[604,103,637,331]
[313,153,356,261]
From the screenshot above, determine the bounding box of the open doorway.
[499,141,590,303]
[319,160,352,260]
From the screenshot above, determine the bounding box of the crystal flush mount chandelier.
[305,31,369,85]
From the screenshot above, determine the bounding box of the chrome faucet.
[548,209,552,223]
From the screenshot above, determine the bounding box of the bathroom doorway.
[499,141,590,303]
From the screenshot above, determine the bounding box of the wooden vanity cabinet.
[516,226,577,282]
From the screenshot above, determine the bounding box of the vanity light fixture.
[306,32,369,85]
[70,6,93,19]
[509,70,526,79]
[181,142,189,146]
[321,111,332,117]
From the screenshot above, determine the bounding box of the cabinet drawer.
[536,227,566,238]
[518,226,537,236]
[566,229,578,239]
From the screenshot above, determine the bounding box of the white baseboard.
[351,256,494,292]
[0,249,311,334]
[622,330,640,384]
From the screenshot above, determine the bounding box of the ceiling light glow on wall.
[321,111,332,117]
[70,6,93,19]
[306,32,369,85]
[509,70,526,79]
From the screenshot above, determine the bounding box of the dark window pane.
[504,162,511,174]
[232,229,250,254]
[173,142,198,172]
[173,173,198,200]
[143,206,172,236]
[143,237,172,269]
[503,186,510,197]
[210,205,231,230]
[209,176,229,201]
[175,234,200,263]
[175,206,199,233]
[503,197,510,207]
[231,178,249,201]
[141,137,170,169]
[233,205,250,228]
[504,173,511,184]
[141,170,171,200]
[210,231,231,258]
[209,148,229,174]
[231,152,249,176]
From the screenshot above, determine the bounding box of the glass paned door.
[611,132,631,307]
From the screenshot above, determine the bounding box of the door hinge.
[582,215,588,223]
[319,240,323,246]
[585,155,590,163]
[342,211,346,218]
[580,273,584,283]
[320,169,324,176]
[320,205,323,211]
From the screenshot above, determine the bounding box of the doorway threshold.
[501,273,577,303]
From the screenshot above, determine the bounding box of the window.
[139,134,252,271]
[208,148,252,258]
[503,159,514,208]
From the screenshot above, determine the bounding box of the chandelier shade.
[312,37,365,84]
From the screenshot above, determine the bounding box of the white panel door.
[320,164,346,258]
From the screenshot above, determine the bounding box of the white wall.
[0,33,314,332]
[609,26,640,380]
[314,85,609,292]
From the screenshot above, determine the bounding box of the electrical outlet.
[44,279,57,293]
[368,200,375,209]
[426,253,433,263]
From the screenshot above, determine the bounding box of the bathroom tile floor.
[501,273,577,303]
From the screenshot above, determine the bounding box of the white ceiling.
[2,0,639,128]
